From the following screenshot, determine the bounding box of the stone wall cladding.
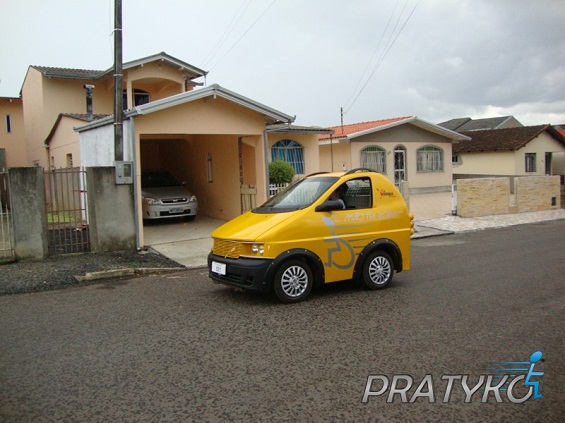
[457,178,510,217]
[457,176,561,218]
[515,175,561,212]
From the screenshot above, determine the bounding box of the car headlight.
[251,243,264,255]
[189,195,197,202]
[143,197,159,205]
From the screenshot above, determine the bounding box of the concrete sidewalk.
[414,208,565,237]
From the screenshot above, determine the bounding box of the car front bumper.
[208,253,274,292]
[142,201,198,219]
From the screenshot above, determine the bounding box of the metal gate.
[44,167,90,255]
[0,171,15,263]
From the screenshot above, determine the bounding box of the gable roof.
[30,51,206,83]
[319,116,470,142]
[31,66,105,80]
[439,116,522,132]
[76,84,294,132]
[45,113,111,145]
[319,117,410,140]
[100,52,207,80]
[454,125,565,153]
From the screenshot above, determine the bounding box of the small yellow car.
[208,168,414,303]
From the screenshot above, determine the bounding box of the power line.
[343,0,421,116]
[344,0,401,109]
[208,0,278,72]
[202,0,253,69]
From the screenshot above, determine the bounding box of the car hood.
[212,210,296,241]
[142,186,193,199]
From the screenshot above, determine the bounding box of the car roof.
[306,168,379,179]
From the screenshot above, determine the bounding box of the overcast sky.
[1,0,564,127]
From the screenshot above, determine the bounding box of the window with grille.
[525,153,536,172]
[271,139,305,174]
[417,146,444,172]
[360,146,387,174]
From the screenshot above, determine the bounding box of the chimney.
[84,84,95,120]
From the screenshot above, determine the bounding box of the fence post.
[9,167,48,259]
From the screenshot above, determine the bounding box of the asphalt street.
[1,220,564,422]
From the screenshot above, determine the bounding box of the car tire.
[273,259,313,303]
[362,250,394,290]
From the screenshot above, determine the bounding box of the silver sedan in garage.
[141,170,198,221]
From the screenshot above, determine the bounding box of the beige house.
[453,125,565,183]
[1,51,329,248]
[0,96,26,169]
[319,117,470,193]
[1,52,208,169]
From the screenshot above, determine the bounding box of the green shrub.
[269,160,295,184]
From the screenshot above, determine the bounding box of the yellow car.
[208,168,414,303]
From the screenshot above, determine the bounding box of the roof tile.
[319,117,412,140]
[454,125,551,153]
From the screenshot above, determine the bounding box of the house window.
[5,115,11,133]
[66,153,73,168]
[271,139,305,174]
[525,153,536,173]
[452,154,462,165]
[360,146,386,174]
[123,89,150,109]
[417,146,444,172]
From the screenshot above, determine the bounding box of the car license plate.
[211,261,226,275]
[169,207,184,213]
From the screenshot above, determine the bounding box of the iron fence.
[44,167,90,255]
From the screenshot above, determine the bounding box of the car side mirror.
[315,200,344,212]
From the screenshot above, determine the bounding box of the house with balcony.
[0,52,330,248]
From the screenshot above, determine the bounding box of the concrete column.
[87,167,135,252]
[9,167,48,259]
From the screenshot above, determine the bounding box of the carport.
[78,84,327,250]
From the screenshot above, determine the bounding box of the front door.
[394,146,406,187]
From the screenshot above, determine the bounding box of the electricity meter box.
[115,161,133,184]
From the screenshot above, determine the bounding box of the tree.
[269,160,295,184]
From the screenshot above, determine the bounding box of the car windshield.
[142,171,181,188]
[254,176,338,213]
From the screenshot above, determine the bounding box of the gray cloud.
[1,0,563,126]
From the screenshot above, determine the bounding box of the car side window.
[343,178,372,209]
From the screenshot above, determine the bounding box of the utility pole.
[340,107,344,131]
[114,0,124,162]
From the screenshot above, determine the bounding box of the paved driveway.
[1,220,563,422]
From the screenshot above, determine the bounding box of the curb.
[411,225,454,239]
[74,267,186,282]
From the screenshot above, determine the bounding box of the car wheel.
[273,259,313,303]
[362,250,394,290]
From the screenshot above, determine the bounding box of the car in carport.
[141,170,198,221]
